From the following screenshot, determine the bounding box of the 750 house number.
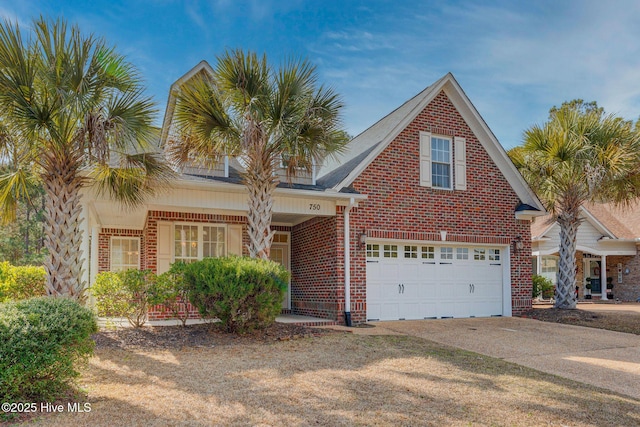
[309,203,321,211]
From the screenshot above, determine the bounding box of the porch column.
[600,255,608,300]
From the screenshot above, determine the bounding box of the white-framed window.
[110,237,140,271]
[431,137,452,189]
[174,223,227,263]
[489,249,501,261]
[366,244,380,258]
[474,248,486,261]
[440,247,453,260]
[420,132,467,190]
[203,226,226,258]
[421,246,435,259]
[383,244,398,258]
[404,245,418,259]
[456,247,469,260]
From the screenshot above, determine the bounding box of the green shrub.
[184,256,288,333]
[0,297,97,403]
[0,261,46,302]
[532,274,555,299]
[91,269,156,327]
[149,262,191,326]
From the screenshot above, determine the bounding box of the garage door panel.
[366,242,505,321]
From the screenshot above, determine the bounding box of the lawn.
[21,329,640,426]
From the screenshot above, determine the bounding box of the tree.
[0,18,173,300]
[169,49,348,259]
[511,101,640,309]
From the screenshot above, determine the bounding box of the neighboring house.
[80,61,545,324]
[532,203,640,302]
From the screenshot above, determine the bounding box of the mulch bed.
[92,322,332,350]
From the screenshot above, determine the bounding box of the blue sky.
[2,0,640,148]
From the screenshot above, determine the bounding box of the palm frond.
[90,152,174,209]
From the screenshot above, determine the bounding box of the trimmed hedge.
[0,261,46,302]
[149,262,191,327]
[0,297,97,402]
[184,256,288,333]
[91,269,156,327]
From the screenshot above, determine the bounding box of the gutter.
[343,197,356,327]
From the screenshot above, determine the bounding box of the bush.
[0,297,97,403]
[0,261,46,302]
[149,262,191,327]
[184,256,288,333]
[91,269,156,327]
[533,275,555,299]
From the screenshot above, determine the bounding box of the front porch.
[532,250,637,301]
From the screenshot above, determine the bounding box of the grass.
[20,332,640,426]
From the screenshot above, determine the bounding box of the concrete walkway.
[335,317,640,400]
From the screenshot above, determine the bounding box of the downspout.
[344,197,356,327]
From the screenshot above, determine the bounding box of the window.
[421,246,435,259]
[175,223,227,263]
[383,244,398,258]
[111,237,140,271]
[420,132,466,190]
[273,233,289,243]
[456,248,469,260]
[366,244,380,258]
[474,248,486,261]
[175,224,199,263]
[404,245,418,258]
[489,249,501,261]
[431,137,451,189]
[203,226,226,258]
[440,247,453,260]
[541,255,558,285]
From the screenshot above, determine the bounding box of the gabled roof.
[582,202,640,239]
[160,60,215,147]
[531,202,640,240]
[317,73,545,214]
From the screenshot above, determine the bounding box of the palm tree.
[0,18,173,300]
[513,102,640,309]
[169,49,348,259]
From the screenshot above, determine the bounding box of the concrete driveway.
[367,317,640,400]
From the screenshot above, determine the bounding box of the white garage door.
[366,243,505,321]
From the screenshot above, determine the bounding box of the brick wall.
[291,215,342,321]
[347,90,533,320]
[604,255,639,301]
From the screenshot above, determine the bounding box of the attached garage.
[366,242,509,321]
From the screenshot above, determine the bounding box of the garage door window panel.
[474,248,486,261]
[456,248,469,260]
[383,245,398,258]
[441,247,453,260]
[404,245,418,259]
[366,244,380,258]
[421,246,435,259]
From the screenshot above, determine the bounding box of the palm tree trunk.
[555,213,579,309]
[245,166,277,259]
[42,160,86,300]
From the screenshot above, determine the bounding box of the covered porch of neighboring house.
[79,175,366,322]
[532,245,636,301]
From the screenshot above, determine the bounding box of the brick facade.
[345,90,532,321]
